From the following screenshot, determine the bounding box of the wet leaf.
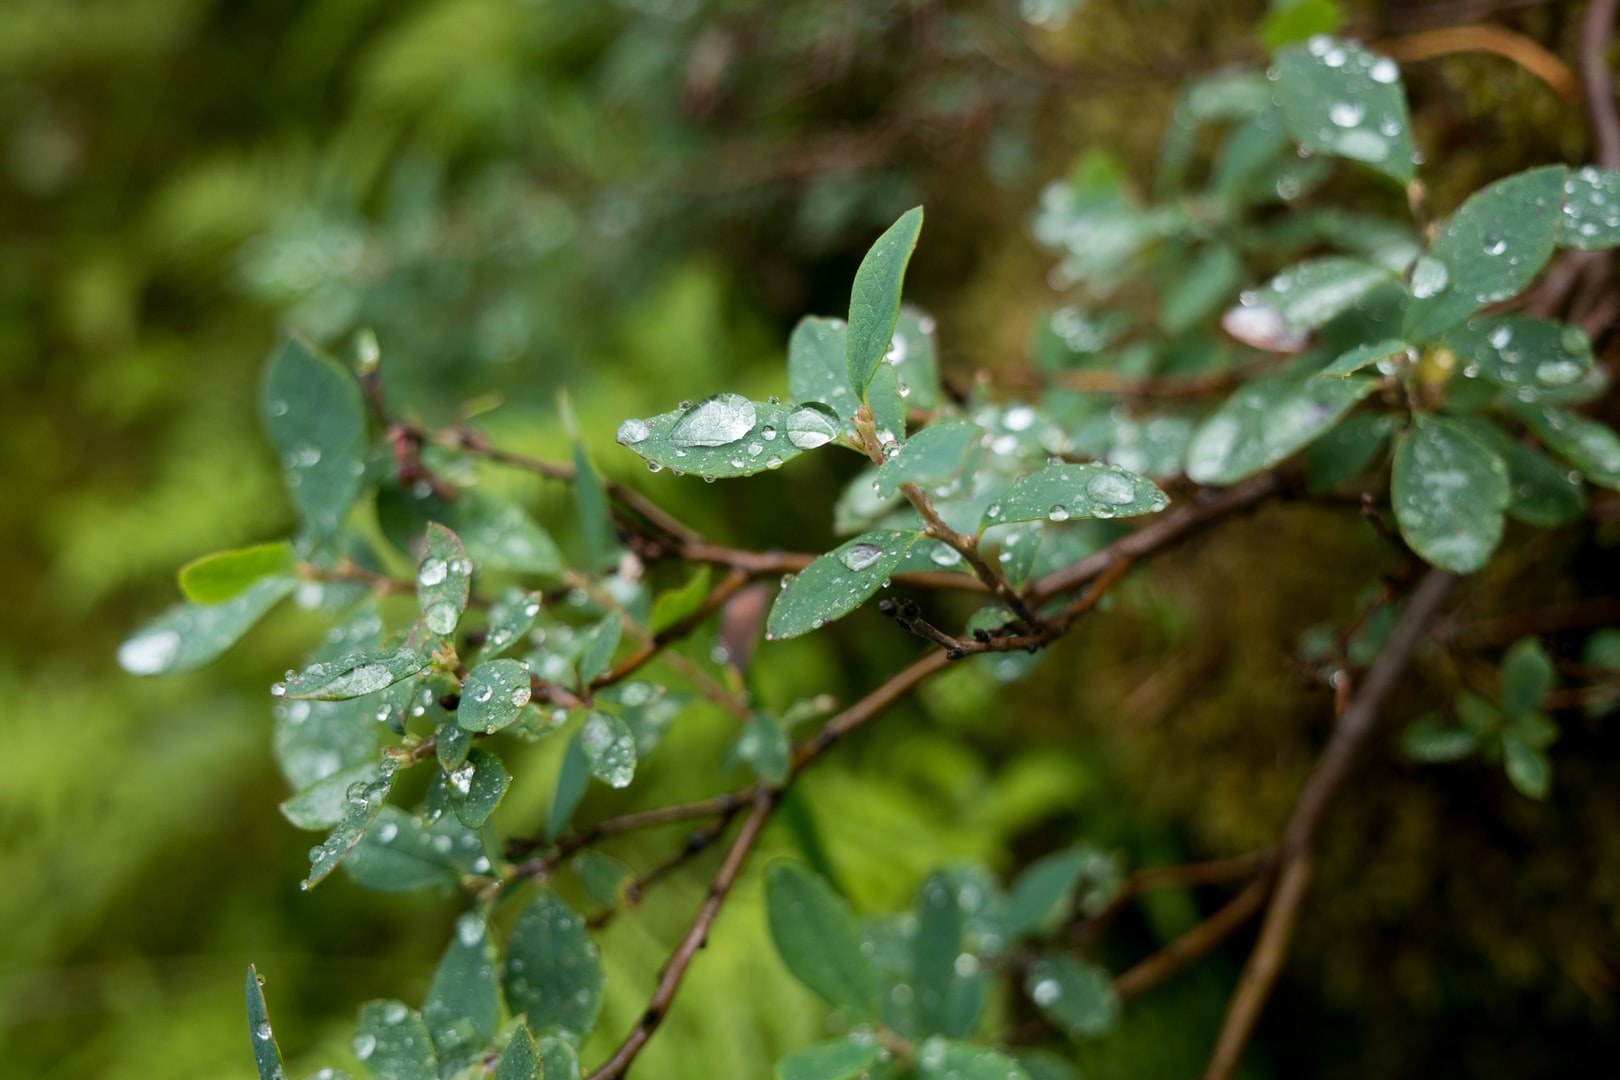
[1004,850,1090,940]
[572,438,613,571]
[915,1037,1033,1080]
[1249,257,1397,331]
[302,762,394,890]
[1558,165,1620,250]
[616,394,832,477]
[1107,414,1194,478]
[505,891,603,1039]
[262,338,367,540]
[446,748,511,828]
[278,648,426,701]
[537,1031,580,1079]
[245,966,287,1080]
[179,541,297,604]
[788,316,859,422]
[866,360,907,444]
[848,206,924,396]
[1508,401,1620,489]
[279,763,377,831]
[983,463,1167,530]
[353,1000,437,1080]
[418,523,471,638]
[1443,317,1593,396]
[1025,954,1119,1041]
[913,872,962,1037]
[481,589,543,660]
[875,421,984,497]
[119,576,296,675]
[736,714,790,785]
[765,861,876,1019]
[449,490,563,577]
[576,613,623,686]
[495,1025,541,1080]
[1318,338,1407,377]
[343,806,468,892]
[1161,243,1245,334]
[1275,36,1413,183]
[775,1036,883,1080]
[458,659,533,733]
[580,710,637,788]
[1186,370,1375,484]
[766,530,923,640]
[1392,415,1509,573]
[1452,418,1584,527]
[890,307,942,410]
[424,912,500,1064]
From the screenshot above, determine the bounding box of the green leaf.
[913,872,962,1037]
[1004,850,1090,940]
[788,316,860,422]
[1011,1049,1084,1080]
[458,659,533,733]
[915,1038,1032,1080]
[1108,414,1195,478]
[571,439,613,571]
[875,421,984,497]
[424,913,501,1063]
[737,714,790,785]
[1500,638,1553,719]
[1453,417,1585,527]
[447,748,511,828]
[277,648,426,701]
[418,522,471,638]
[765,861,876,1019]
[1304,412,1393,492]
[180,541,297,604]
[983,463,1167,530]
[353,1000,438,1080]
[1558,166,1620,250]
[245,966,287,1080]
[1261,0,1344,49]
[436,716,473,771]
[848,206,924,396]
[651,566,711,634]
[262,338,367,540]
[505,891,603,1039]
[1443,317,1593,395]
[866,360,908,444]
[538,1032,581,1079]
[1250,257,1397,331]
[343,806,466,893]
[1186,370,1376,484]
[1404,166,1565,338]
[1025,955,1119,1041]
[119,576,296,675]
[1275,37,1413,183]
[1161,243,1245,334]
[573,850,635,909]
[616,394,835,478]
[775,1036,883,1080]
[302,762,394,890]
[1402,717,1480,762]
[890,307,943,411]
[1585,628,1620,670]
[449,489,564,577]
[482,589,543,660]
[580,710,637,788]
[766,530,923,640]
[576,613,623,686]
[1501,732,1550,798]
[495,1025,542,1080]
[1509,401,1620,490]
[1392,415,1510,573]
[1318,338,1408,377]
[545,734,592,842]
[279,762,377,831]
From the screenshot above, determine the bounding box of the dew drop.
[840,542,885,572]
[615,418,650,444]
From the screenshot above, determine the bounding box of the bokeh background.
[3,1,1615,1077]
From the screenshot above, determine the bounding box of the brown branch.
[506,791,751,861]
[1380,25,1581,103]
[1202,568,1455,1080]
[1114,878,1272,1000]
[586,811,744,930]
[1584,0,1620,170]
[594,569,751,690]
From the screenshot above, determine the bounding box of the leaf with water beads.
[914,1037,1033,1080]
[735,713,790,785]
[1392,415,1510,574]
[505,890,604,1039]
[984,463,1166,531]
[262,338,367,541]
[179,541,297,604]
[302,759,395,889]
[615,394,837,478]
[766,529,923,641]
[120,576,297,677]
[765,861,877,1019]
[848,206,925,396]
[1318,338,1408,378]
[874,421,984,497]
[575,612,622,686]
[353,1000,437,1080]
[1185,369,1376,485]
[418,523,471,638]
[1558,166,1620,251]
[1304,412,1395,492]
[1451,417,1584,527]
[279,762,377,830]
[495,1025,541,1080]
[447,489,563,577]
[457,659,532,733]
[1275,36,1413,184]
[1246,257,1398,333]
[788,316,859,422]
[580,710,637,788]
[890,306,943,410]
[245,965,287,1080]
[277,648,426,701]
[1024,954,1119,1041]
[1443,317,1593,397]
[424,912,500,1067]
[1508,400,1620,490]
[480,588,542,661]
[445,748,510,828]
[775,1035,884,1080]
[912,872,964,1037]
[342,806,470,892]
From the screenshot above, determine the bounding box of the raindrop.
[118,630,181,675]
[1328,101,1364,128]
[670,393,757,447]
[1369,57,1399,84]
[352,1034,377,1061]
[1032,979,1062,1006]
[1482,235,1507,256]
[786,406,839,449]
[1047,505,1071,522]
[1409,255,1449,299]
[840,542,884,572]
[419,558,449,587]
[255,1021,273,1040]
[1086,469,1139,505]
[615,418,650,444]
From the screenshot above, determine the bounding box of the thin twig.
[1584,0,1620,170]
[1381,25,1580,103]
[1114,878,1272,1000]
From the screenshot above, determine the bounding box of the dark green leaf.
[418,523,471,638]
[449,490,564,577]
[1275,37,1413,183]
[765,861,876,1019]
[274,695,384,793]
[875,421,984,498]
[277,648,426,701]
[505,891,603,1039]
[1161,243,1244,334]
[650,567,711,634]
[1500,638,1553,719]
[180,541,297,604]
[436,716,473,771]
[343,806,467,893]
[865,360,907,445]
[495,1025,541,1080]
[915,1038,1032,1080]
[1025,955,1119,1041]
[766,530,923,640]
[1011,1050,1083,1080]
[616,394,834,478]
[482,589,543,660]
[1558,166,1620,250]
[353,1000,437,1080]
[913,873,962,1037]
[1444,317,1593,396]
[545,734,591,842]
[1249,257,1397,331]
[1402,717,1480,762]
[1186,371,1376,484]
[737,714,790,785]
[983,463,1167,530]
[279,762,376,831]
[302,762,394,890]
[538,1032,580,1079]
[245,966,287,1080]
[1304,412,1393,492]
[788,316,860,422]
[1453,418,1585,527]
[262,338,367,540]
[580,710,637,788]
[775,1036,883,1080]
[1585,628,1620,670]
[1509,401,1620,490]
[1107,414,1194,478]
[1004,850,1090,940]
[424,913,500,1061]
[1392,415,1510,573]
[848,206,924,395]
[890,307,942,410]
[119,577,296,675]
[447,749,511,828]
[1318,338,1407,377]
[576,613,623,686]
[1458,691,1500,737]
[458,659,533,733]
[1501,732,1550,798]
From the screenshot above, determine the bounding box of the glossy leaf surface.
[1392,416,1510,573]
[983,463,1166,530]
[767,530,922,640]
[262,338,367,540]
[505,891,603,1039]
[847,206,924,395]
[1276,37,1413,183]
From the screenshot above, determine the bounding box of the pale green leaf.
[449,490,564,577]
[1501,732,1550,798]
[1025,954,1119,1040]
[245,966,287,1080]
[262,338,367,540]
[458,659,533,733]
[913,872,962,1037]
[736,714,790,785]
[1318,338,1407,377]
[279,763,377,831]
[343,806,467,893]
[1500,638,1553,719]
[580,710,637,788]
[481,589,543,660]
[418,522,471,638]
[1402,717,1480,762]
[180,541,297,604]
[788,316,859,422]
[775,1036,883,1080]
[1185,370,1376,484]
[1558,165,1620,250]
[576,613,623,686]
[277,648,426,701]
[1250,257,1397,331]
[353,1000,437,1080]
[915,1037,1032,1080]
[119,577,296,675]
[495,1025,541,1080]
[302,763,394,890]
[1444,317,1593,396]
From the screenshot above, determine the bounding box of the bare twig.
[1114,878,1272,1000]
[1380,25,1580,103]
[1584,0,1620,170]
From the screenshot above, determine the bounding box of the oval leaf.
[180,541,297,604]
[277,648,426,701]
[775,1036,883,1080]
[449,490,563,577]
[1186,370,1375,485]
[913,873,962,1037]
[446,748,511,828]
[848,206,924,396]
[1025,954,1120,1041]
[1248,257,1396,332]
[504,891,603,1039]
[915,1038,1033,1080]
[424,913,500,1064]
[458,659,533,733]
[766,530,922,640]
[580,710,637,788]
[617,394,833,478]
[983,463,1167,530]
[1318,338,1408,378]
[119,576,295,675]
[495,1026,542,1080]
[302,763,394,890]
[353,1000,438,1080]
[1559,165,1620,251]
[343,806,467,893]
[1392,415,1510,573]
[1508,401,1620,490]
[765,861,876,1019]
[419,523,471,638]
[1276,37,1413,183]
[1444,317,1593,396]
[874,421,984,498]
[262,338,367,540]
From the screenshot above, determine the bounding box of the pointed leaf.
[576,613,623,686]
[343,806,467,892]
[1509,401,1620,490]
[1501,732,1550,798]
[915,1038,1033,1080]
[447,748,511,828]
[1025,954,1119,1040]
[765,861,876,1019]
[539,1034,580,1079]
[352,1000,437,1080]
[119,577,295,675]
[1004,850,1090,940]
[449,490,564,577]
[1558,165,1620,250]
[775,1036,884,1080]
[766,530,922,640]
[1392,415,1509,573]
[459,659,533,733]
[1318,338,1408,377]
[277,648,426,701]
[482,589,543,660]
[1443,317,1593,396]
[890,307,942,410]
[616,395,828,478]
[262,338,367,540]
[1276,37,1413,183]
[302,763,394,890]
[848,206,924,396]
[1186,370,1375,485]
[580,710,637,788]
[418,523,471,638]
[875,421,984,497]
[1249,257,1397,332]
[279,762,377,831]
[983,463,1166,530]
[572,439,613,571]
[788,316,860,421]
[424,913,501,1062]
[505,891,603,1039]
[180,541,297,604]
[913,872,962,1037]
[496,1025,542,1080]
[245,966,287,1080]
